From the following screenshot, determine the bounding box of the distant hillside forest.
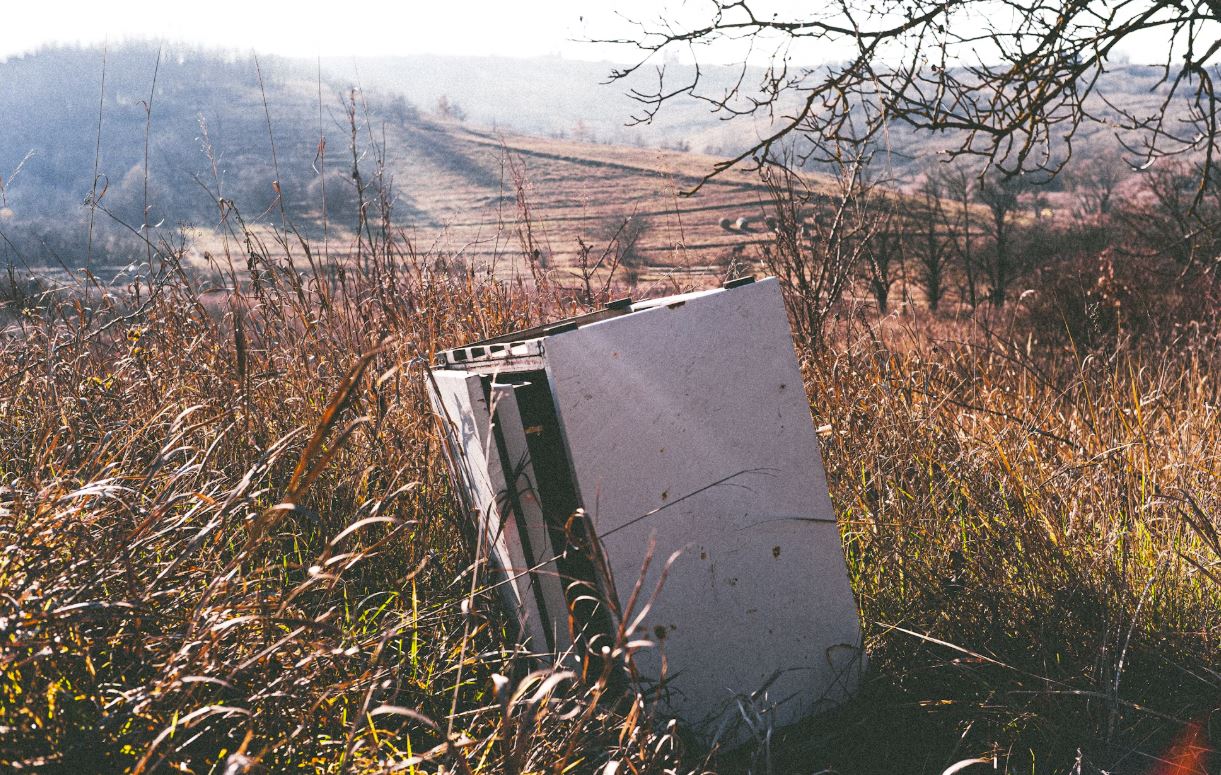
[0,43,1216,291]
[0,45,418,267]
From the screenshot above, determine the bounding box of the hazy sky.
[1,1,1172,65]
[0,0,651,61]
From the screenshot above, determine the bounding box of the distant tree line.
[757,149,1221,348]
[0,44,424,268]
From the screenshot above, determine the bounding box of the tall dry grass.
[779,307,1220,773]
[1,199,1218,773]
[0,225,665,771]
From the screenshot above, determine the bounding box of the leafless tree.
[1065,152,1130,219]
[976,173,1030,304]
[862,213,905,313]
[933,165,981,307]
[581,212,651,296]
[911,173,954,310]
[759,151,884,346]
[434,95,466,122]
[1121,160,1221,276]
[606,2,1221,193]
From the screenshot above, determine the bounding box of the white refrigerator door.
[542,278,863,739]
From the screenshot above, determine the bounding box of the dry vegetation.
[0,44,799,285]
[1,155,1219,773]
[0,229,1216,774]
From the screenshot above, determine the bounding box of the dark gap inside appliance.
[487,390,557,654]
[481,372,618,677]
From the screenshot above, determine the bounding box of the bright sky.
[1,1,1173,66]
[0,0,651,61]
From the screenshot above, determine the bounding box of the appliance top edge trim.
[432,276,764,370]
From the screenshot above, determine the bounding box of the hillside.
[3,45,1192,288]
[316,54,762,156]
[328,54,1190,185]
[388,124,791,277]
[2,43,1218,775]
[0,46,345,266]
[0,45,807,285]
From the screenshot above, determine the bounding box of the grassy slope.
[0,45,809,283]
[0,219,1216,772]
[0,42,1217,775]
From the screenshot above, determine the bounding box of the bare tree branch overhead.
[604,1,1221,190]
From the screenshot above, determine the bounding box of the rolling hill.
[0,45,809,287]
[3,44,1182,288]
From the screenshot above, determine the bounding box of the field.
[0,46,808,290]
[1,198,1217,773]
[359,121,798,281]
[1,43,1218,775]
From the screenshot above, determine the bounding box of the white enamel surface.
[428,371,541,646]
[542,278,863,738]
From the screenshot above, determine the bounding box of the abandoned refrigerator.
[427,276,863,740]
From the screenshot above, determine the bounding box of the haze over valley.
[0,44,1177,283]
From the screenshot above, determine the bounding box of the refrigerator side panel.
[427,370,533,640]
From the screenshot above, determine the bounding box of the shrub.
[1020,249,1220,350]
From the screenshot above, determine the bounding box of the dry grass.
[782,306,1220,773]
[0,217,1217,774]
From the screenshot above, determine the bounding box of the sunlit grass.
[0,223,1216,772]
